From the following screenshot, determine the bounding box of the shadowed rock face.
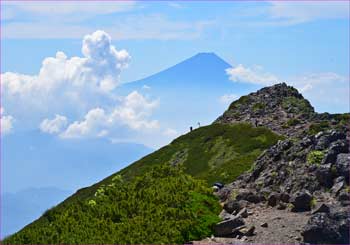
[212,129,349,244]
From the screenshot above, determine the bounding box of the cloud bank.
[60,91,159,139]
[1,30,131,126]
[2,30,130,97]
[1,30,179,147]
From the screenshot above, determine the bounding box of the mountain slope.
[3,165,222,244]
[3,123,281,244]
[4,83,349,244]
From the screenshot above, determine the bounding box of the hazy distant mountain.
[1,130,152,237]
[2,130,152,193]
[1,187,71,239]
[120,52,259,130]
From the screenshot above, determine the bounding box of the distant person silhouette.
[255,119,258,127]
[190,126,193,132]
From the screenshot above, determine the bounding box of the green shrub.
[3,165,221,244]
[307,151,325,166]
[230,189,239,200]
[229,96,250,109]
[282,96,313,114]
[331,165,337,176]
[252,102,265,112]
[87,200,96,207]
[310,198,317,209]
[308,121,330,135]
[285,118,301,127]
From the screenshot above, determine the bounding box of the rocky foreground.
[195,83,350,244]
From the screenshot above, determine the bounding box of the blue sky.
[2,1,349,236]
[1,0,349,148]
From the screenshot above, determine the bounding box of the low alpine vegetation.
[3,165,221,244]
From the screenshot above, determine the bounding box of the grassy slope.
[120,123,282,183]
[3,123,282,243]
[61,123,282,204]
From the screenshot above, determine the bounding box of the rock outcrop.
[211,128,349,244]
[215,83,349,139]
[209,83,350,244]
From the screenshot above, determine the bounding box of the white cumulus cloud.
[60,108,107,138]
[2,30,130,96]
[60,91,159,139]
[1,107,14,135]
[226,64,349,113]
[40,114,68,134]
[111,91,160,130]
[226,64,279,85]
[1,30,131,127]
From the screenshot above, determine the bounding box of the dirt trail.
[193,203,309,244]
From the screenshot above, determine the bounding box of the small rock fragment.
[261,222,268,228]
[236,207,248,218]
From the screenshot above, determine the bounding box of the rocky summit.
[215,83,348,139]
[196,83,350,244]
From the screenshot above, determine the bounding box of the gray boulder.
[331,177,345,195]
[322,140,348,165]
[214,217,245,237]
[311,203,330,214]
[280,192,290,203]
[302,213,342,243]
[236,191,261,204]
[336,154,350,183]
[267,192,280,207]
[291,190,313,212]
[338,191,349,202]
[219,210,235,221]
[315,163,333,187]
[236,207,248,218]
[223,200,248,214]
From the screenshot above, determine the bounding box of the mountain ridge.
[3,83,349,244]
